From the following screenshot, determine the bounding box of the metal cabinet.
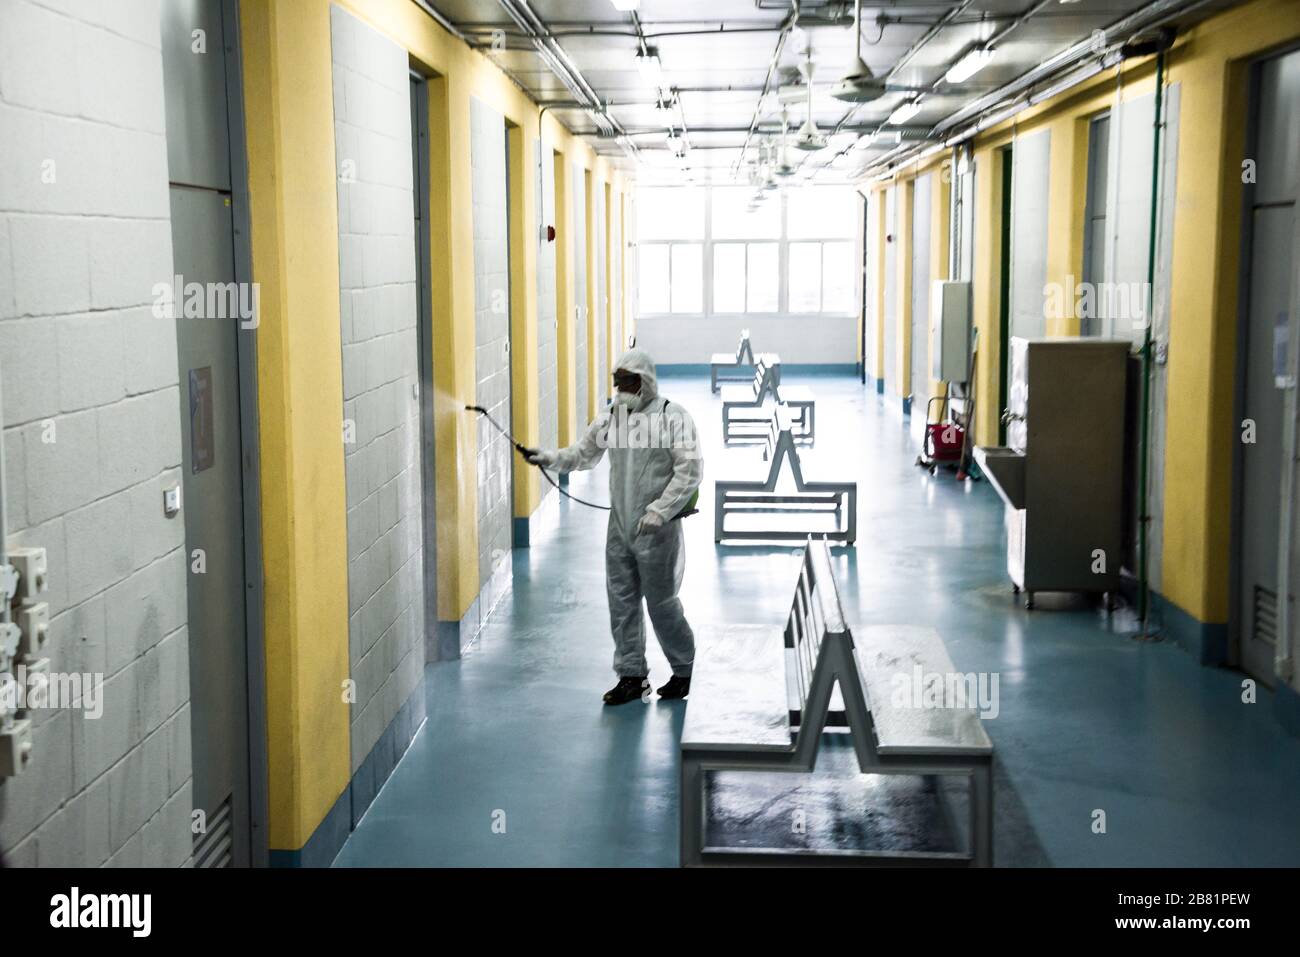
[975,338,1129,607]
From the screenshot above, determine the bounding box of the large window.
[635,185,860,317]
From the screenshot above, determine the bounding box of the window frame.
[633,186,860,319]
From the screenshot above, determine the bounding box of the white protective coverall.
[551,349,703,678]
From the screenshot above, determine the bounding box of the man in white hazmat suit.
[525,348,703,705]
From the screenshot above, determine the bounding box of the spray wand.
[466,405,611,510]
[464,405,699,520]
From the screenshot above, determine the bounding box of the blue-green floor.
[333,373,1300,867]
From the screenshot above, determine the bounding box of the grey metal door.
[573,163,588,427]
[1081,114,1110,337]
[162,0,254,866]
[169,187,251,865]
[883,186,898,397]
[1237,48,1300,684]
[411,75,437,649]
[910,174,932,431]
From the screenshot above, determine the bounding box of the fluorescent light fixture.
[945,47,995,84]
[887,99,921,125]
[636,48,662,88]
[610,0,640,9]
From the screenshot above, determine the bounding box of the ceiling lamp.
[609,0,639,10]
[792,53,828,152]
[830,0,887,104]
[945,46,995,85]
[887,98,921,125]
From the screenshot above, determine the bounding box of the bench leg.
[711,367,719,393]
[971,761,993,867]
[680,756,704,867]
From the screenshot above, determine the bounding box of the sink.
[974,446,1026,510]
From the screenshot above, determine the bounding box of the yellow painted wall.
[239,0,353,854]
[240,0,630,852]
[1159,0,1300,625]
[928,165,952,417]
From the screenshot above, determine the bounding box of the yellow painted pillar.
[928,165,952,417]
[507,124,540,520]
[238,0,352,853]
[897,178,914,399]
[970,144,1007,446]
[426,71,481,620]
[605,181,616,372]
[1044,114,1087,337]
[585,168,599,418]
[1160,47,1247,625]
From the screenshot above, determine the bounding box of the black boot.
[657,675,691,699]
[603,676,649,706]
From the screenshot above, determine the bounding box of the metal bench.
[679,538,995,866]
[710,329,780,393]
[714,406,855,543]
[720,359,813,444]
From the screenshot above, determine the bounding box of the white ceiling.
[422,0,1244,184]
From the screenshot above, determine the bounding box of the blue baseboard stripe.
[270,677,427,868]
[1150,591,1229,666]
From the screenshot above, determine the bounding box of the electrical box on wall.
[931,281,972,382]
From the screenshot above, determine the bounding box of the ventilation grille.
[1253,585,1278,647]
[193,794,234,868]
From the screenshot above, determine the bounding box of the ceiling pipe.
[862,0,1216,179]
[730,1,800,178]
[495,0,621,138]
[931,0,1214,138]
[411,0,471,42]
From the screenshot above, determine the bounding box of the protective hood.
[613,347,658,408]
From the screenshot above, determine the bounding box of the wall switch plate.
[8,548,47,601]
[0,621,19,660]
[17,602,48,659]
[0,718,33,778]
[164,485,182,517]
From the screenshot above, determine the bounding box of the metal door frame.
[410,71,439,649]
[221,0,269,867]
[1229,42,1300,679]
[997,145,1014,447]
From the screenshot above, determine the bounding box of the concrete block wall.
[593,185,607,397]
[330,4,426,777]
[535,136,558,464]
[571,161,588,427]
[610,194,623,357]
[0,0,192,866]
[470,98,512,610]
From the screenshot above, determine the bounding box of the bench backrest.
[736,329,753,364]
[759,405,805,488]
[749,359,780,402]
[784,538,851,722]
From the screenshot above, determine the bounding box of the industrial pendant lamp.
[792,51,828,152]
[830,0,887,104]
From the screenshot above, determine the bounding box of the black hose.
[465,405,612,511]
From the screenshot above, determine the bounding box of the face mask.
[613,390,638,409]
